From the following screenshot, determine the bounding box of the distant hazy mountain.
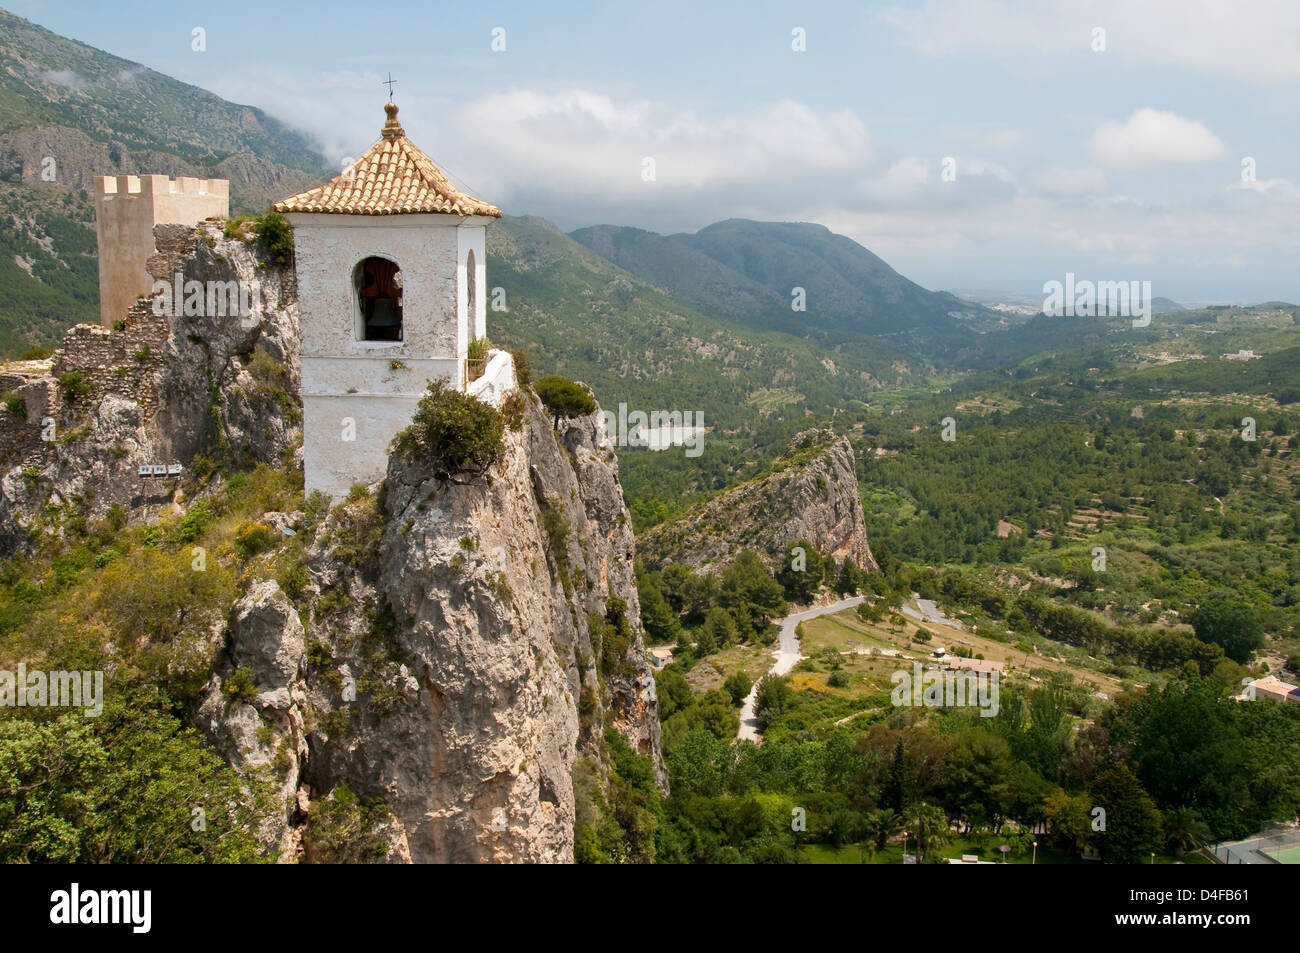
[1151,297,1186,314]
[569,223,789,332]
[488,215,926,438]
[571,219,996,361]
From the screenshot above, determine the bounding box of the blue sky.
[10,0,1300,303]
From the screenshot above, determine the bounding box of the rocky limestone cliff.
[196,380,663,863]
[0,220,300,555]
[638,428,877,575]
[0,218,662,862]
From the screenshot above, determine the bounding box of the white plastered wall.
[288,212,491,498]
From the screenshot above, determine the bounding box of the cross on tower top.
[382,72,396,100]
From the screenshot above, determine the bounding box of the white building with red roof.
[275,101,502,497]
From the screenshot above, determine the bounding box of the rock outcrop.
[0,220,300,555]
[638,428,877,574]
[195,371,663,863]
[1,217,662,862]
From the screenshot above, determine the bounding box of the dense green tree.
[865,807,900,849]
[391,379,505,478]
[664,729,730,798]
[534,374,596,426]
[777,539,824,603]
[0,705,266,863]
[637,573,680,642]
[662,689,738,747]
[699,606,740,654]
[720,550,788,641]
[1090,763,1164,864]
[937,728,1015,832]
[723,671,753,707]
[1042,788,1094,854]
[1162,806,1212,857]
[753,675,793,732]
[1109,676,1251,838]
[653,667,692,720]
[902,801,950,863]
[1190,597,1264,664]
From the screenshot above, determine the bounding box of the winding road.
[736,595,865,742]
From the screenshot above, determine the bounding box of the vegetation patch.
[391,380,505,480]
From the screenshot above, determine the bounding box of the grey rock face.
[11,221,663,862]
[639,428,877,575]
[0,220,300,556]
[197,388,663,863]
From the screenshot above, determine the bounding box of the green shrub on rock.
[535,375,595,426]
[391,379,505,479]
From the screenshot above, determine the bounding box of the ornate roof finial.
[382,100,404,141]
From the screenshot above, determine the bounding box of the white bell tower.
[276,101,499,498]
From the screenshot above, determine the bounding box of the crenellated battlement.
[93,174,229,327]
[95,174,230,200]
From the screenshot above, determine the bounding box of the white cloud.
[41,69,89,91]
[880,0,1300,84]
[1090,109,1227,167]
[859,157,931,200]
[456,90,873,196]
[1030,165,1109,195]
[1228,176,1297,195]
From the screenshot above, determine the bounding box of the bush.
[172,499,214,544]
[233,521,277,559]
[303,783,391,863]
[223,216,255,242]
[466,336,490,381]
[58,371,91,402]
[1190,598,1264,664]
[753,674,792,731]
[255,210,294,267]
[391,380,505,479]
[222,668,258,702]
[723,671,752,706]
[276,549,310,602]
[2,391,26,417]
[500,389,526,431]
[535,375,596,426]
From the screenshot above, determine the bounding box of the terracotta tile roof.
[274,102,501,217]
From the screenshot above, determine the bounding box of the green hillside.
[0,8,325,173]
[571,219,1001,365]
[487,215,943,514]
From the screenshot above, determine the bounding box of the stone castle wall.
[94,174,229,327]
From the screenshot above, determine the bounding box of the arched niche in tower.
[354,255,403,342]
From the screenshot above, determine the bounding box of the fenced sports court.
[1213,827,1300,864]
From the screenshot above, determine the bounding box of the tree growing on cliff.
[535,374,596,428]
[391,380,505,480]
